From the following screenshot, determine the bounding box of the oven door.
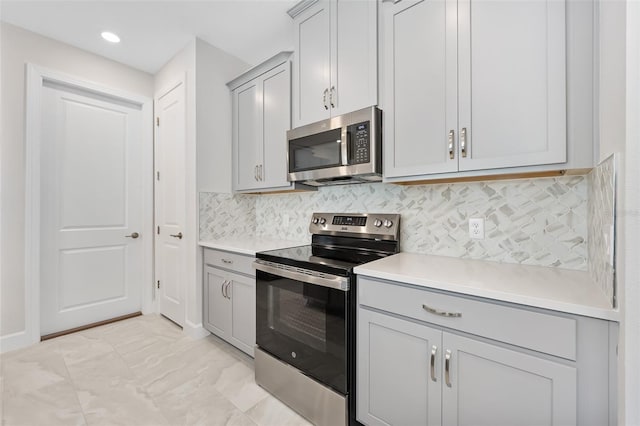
[254,261,349,395]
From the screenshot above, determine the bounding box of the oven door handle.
[253,260,350,291]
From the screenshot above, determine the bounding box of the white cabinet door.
[228,273,256,356]
[442,332,577,426]
[457,0,566,171]
[330,0,377,117]
[204,266,230,338]
[293,0,331,127]
[382,0,458,178]
[261,63,291,189]
[234,80,261,191]
[358,309,442,426]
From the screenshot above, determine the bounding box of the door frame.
[24,64,154,347]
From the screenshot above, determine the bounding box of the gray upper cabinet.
[229,52,298,193]
[291,0,377,128]
[382,0,589,181]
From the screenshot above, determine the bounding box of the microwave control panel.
[348,121,370,164]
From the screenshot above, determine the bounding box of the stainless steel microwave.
[287,106,382,186]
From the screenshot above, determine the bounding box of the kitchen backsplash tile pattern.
[199,192,256,240]
[587,155,616,306]
[201,176,589,270]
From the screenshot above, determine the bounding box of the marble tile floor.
[0,315,313,426]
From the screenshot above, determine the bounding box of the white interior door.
[155,82,186,326]
[40,80,145,335]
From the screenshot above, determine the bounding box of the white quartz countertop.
[354,252,619,321]
[199,238,305,256]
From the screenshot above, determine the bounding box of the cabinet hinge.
[157,226,160,235]
[156,117,160,126]
[157,280,160,289]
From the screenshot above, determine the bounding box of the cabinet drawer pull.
[225,281,232,299]
[222,259,233,265]
[445,350,452,387]
[254,165,258,181]
[448,130,455,159]
[460,127,467,158]
[323,88,329,110]
[221,280,227,298]
[330,86,336,108]
[430,345,437,382]
[422,304,462,318]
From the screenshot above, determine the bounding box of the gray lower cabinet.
[357,276,616,426]
[203,249,256,356]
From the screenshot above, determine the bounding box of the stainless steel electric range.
[253,213,401,426]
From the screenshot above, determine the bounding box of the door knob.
[170,232,183,239]
[125,232,140,239]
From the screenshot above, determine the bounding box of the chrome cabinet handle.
[323,88,329,110]
[460,127,467,158]
[445,350,452,387]
[430,345,437,382]
[125,232,140,239]
[225,281,232,299]
[221,280,227,298]
[170,232,183,239]
[329,86,336,108]
[448,130,455,159]
[422,304,462,318]
[254,165,258,181]
[259,164,263,181]
[221,258,233,265]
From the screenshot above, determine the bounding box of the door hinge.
[157,226,160,235]
[156,117,160,126]
[157,280,160,289]
[156,171,160,181]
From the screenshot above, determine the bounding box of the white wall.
[0,23,153,347]
[153,38,247,337]
[621,0,640,423]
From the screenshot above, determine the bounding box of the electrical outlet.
[469,218,485,240]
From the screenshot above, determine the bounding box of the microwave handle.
[341,126,349,166]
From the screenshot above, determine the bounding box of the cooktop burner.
[256,213,401,276]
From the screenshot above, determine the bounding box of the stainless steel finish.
[253,259,349,291]
[255,348,347,426]
[125,232,140,239]
[308,213,401,241]
[287,106,382,185]
[430,345,437,382]
[422,304,462,318]
[221,280,227,299]
[323,88,329,110]
[445,350,452,387]
[461,127,467,158]
[170,232,183,239]
[221,258,234,265]
[340,126,348,166]
[448,129,455,159]
[225,281,232,299]
[330,86,336,108]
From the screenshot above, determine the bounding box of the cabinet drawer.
[358,277,576,360]
[203,249,254,277]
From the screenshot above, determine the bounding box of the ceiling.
[0,0,298,74]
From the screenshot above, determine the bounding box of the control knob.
[312,217,319,225]
[373,219,383,227]
[319,217,327,225]
[383,219,393,228]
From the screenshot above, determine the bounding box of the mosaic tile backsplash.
[201,175,589,270]
[588,155,616,306]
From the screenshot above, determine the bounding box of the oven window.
[256,270,348,394]
[289,128,342,172]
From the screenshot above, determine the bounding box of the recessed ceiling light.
[101,31,120,43]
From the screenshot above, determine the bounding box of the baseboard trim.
[183,320,210,339]
[0,330,35,354]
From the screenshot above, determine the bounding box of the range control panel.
[309,213,401,240]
